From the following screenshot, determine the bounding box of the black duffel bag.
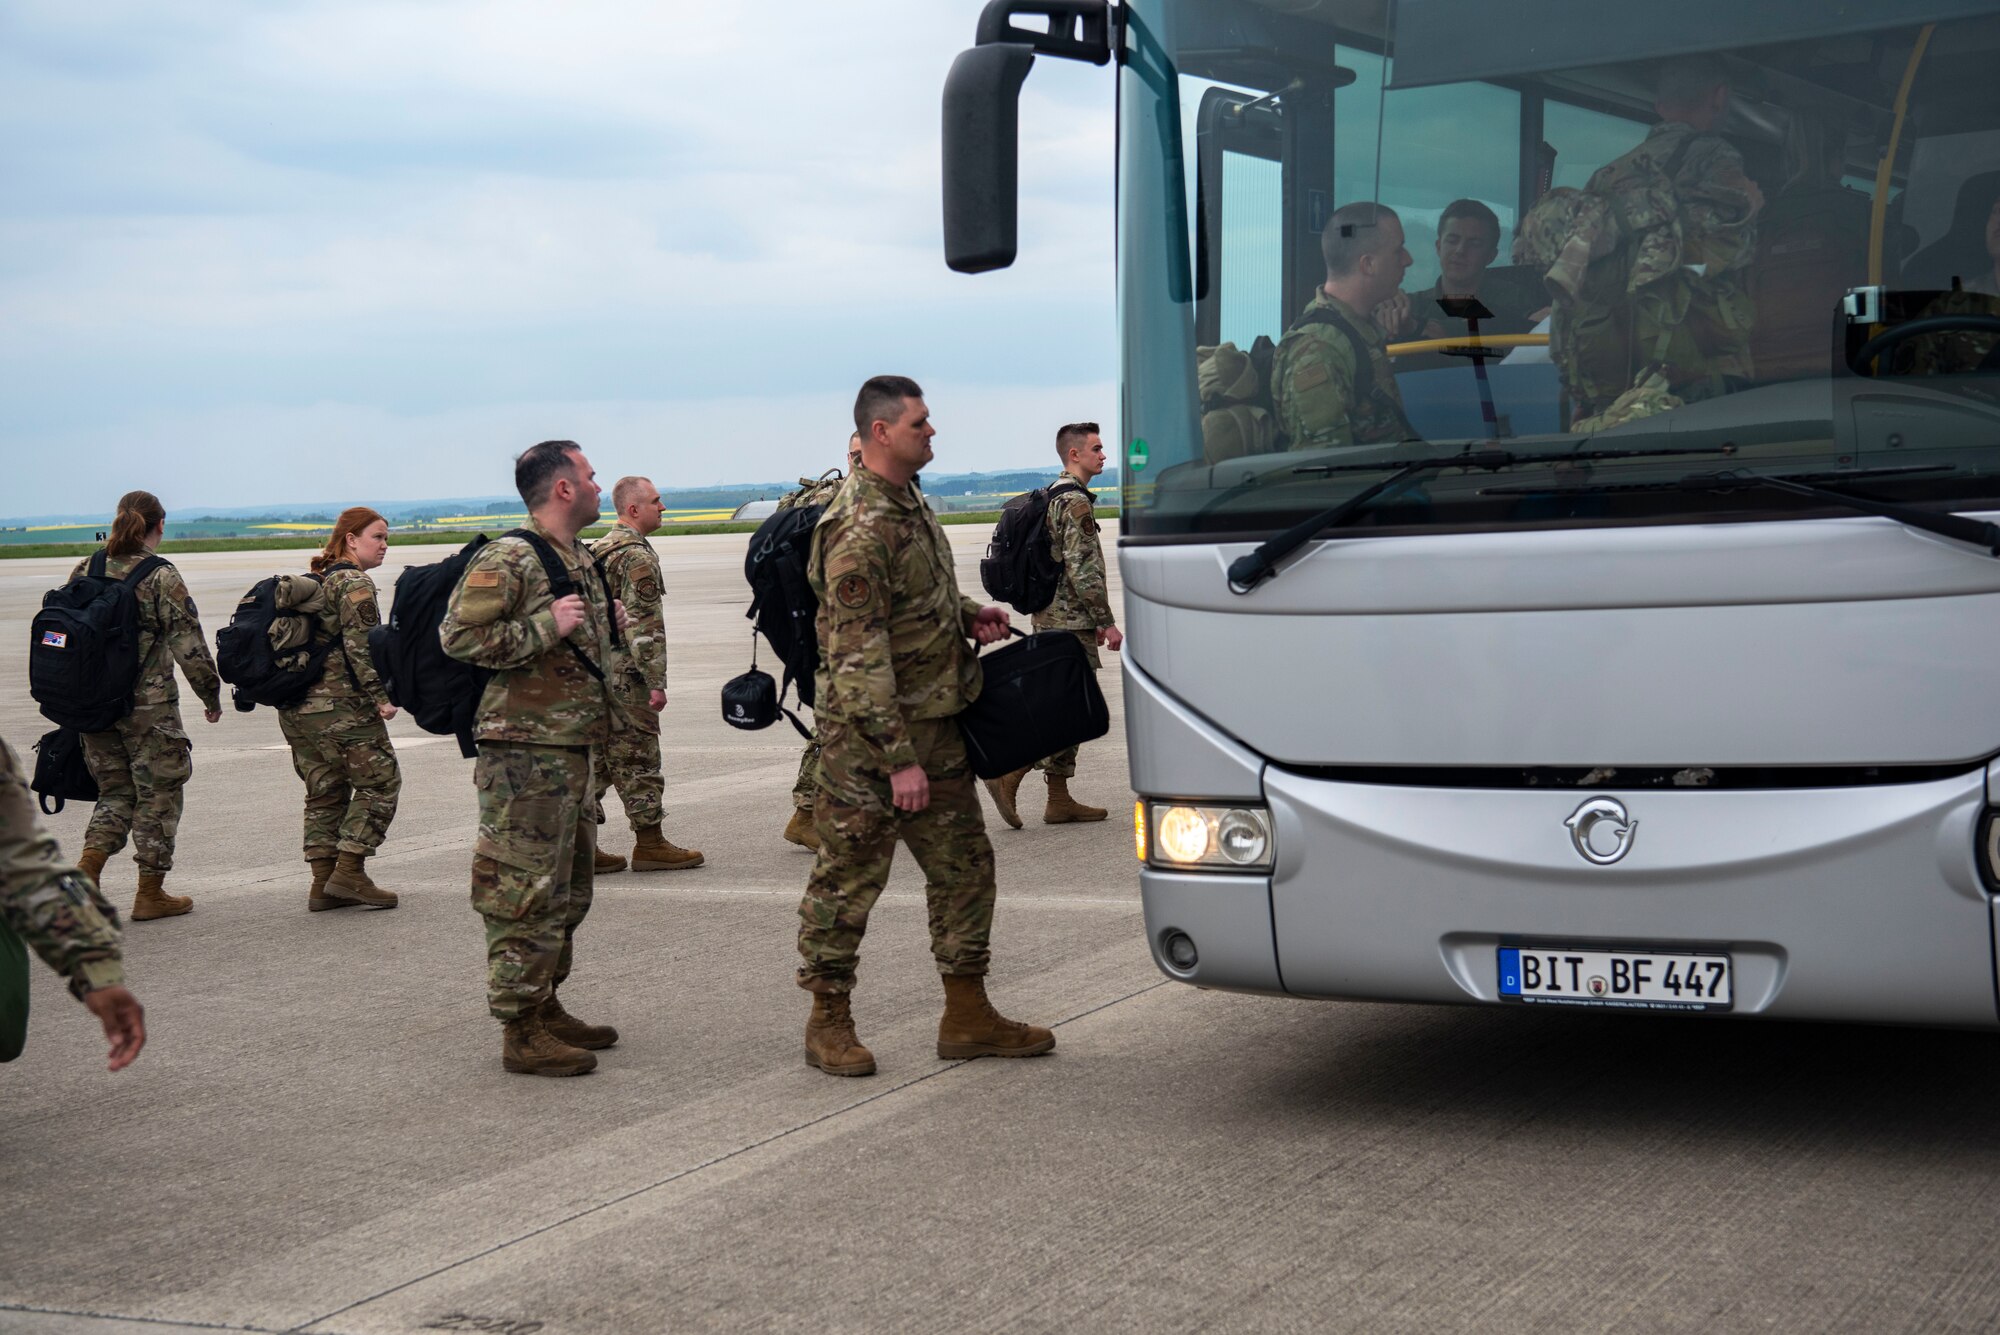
[956,631,1110,780]
[30,725,98,816]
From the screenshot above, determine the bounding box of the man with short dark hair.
[986,422,1122,829]
[1270,202,1419,450]
[796,376,1050,1077]
[1381,199,1545,347]
[590,475,702,875]
[441,440,627,1077]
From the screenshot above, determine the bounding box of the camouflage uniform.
[797,464,995,994]
[439,519,616,1021]
[277,564,400,861]
[68,552,221,873]
[1,736,125,1059]
[778,472,846,812]
[1270,290,1412,450]
[1031,474,1114,779]
[589,525,667,828]
[1518,124,1761,420]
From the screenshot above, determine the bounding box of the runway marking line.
[289,979,1172,1333]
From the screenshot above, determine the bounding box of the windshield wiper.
[1225,445,1740,594]
[1481,464,2000,558]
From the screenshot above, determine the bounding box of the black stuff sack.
[721,638,810,740]
[955,631,1110,780]
[30,726,98,816]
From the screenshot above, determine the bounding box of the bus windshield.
[1119,0,2000,540]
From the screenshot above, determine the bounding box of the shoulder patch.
[346,588,372,605]
[834,573,873,610]
[466,569,502,588]
[1293,361,1332,391]
[826,551,861,580]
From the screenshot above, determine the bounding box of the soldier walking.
[986,422,1124,828]
[797,376,1053,1076]
[71,491,223,922]
[1,734,146,1071]
[279,506,402,912]
[591,476,703,874]
[778,432,862,852]
[440,441,626,1077]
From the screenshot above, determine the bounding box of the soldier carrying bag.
[374,530,620,759]
[955,630,1111,780]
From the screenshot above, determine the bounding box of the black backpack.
[379,535,492,757]
[979,479,1087,616]
[29,725,98,816]
[213,566,355,712]
[744,503,826,709]
[379,531,620,758]
[29,552,169,732]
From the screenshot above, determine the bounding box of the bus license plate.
[1497,947,1732,1011]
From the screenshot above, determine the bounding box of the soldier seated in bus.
[1269,201,1421,450]
[1377,198,1547,346]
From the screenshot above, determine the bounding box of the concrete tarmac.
[3,527,2000,1334]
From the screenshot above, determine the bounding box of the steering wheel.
[1850,314,2000,375]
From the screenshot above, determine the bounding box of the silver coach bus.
[944,0,2000,1025]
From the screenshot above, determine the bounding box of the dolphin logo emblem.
[1565,796,1637,866]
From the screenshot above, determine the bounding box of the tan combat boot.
[323,850,398,908]
[631,823,704,870]
[75,847,108,887]
[539,990,618,1050]
[937,974,1056,1059]
[306,857,340,912]
[130,870,192,921]
[1043,775,1107,824]
[594,847,628,875]
[783,807,821,851]
[984,767,1029,830]
[804,993,876,1076]
[501,1014,597,1077]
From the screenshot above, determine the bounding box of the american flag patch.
[40,630,67,648]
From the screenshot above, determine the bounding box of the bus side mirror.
[942,0,1115,275]
[943,43,1038,275]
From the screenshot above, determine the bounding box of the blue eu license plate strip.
[1498,946,1732,1010]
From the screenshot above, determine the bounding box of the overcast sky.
[0,1,1117,517]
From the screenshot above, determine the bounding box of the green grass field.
[0,509,1116,561]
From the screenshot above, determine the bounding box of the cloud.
[0,1,1119,514]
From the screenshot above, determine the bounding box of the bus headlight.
[1142,802,1274,873]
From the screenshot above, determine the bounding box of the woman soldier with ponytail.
[73,491,224,921]
[279,507,402,912]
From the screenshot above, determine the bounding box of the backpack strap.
[122,555,169,588]
[1290,305,1419,442]
[502,529,608,681]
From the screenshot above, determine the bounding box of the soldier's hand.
[83,985,146,1072]
[890,764,931,813]
[971,605,1012,645]
[1373,290,1413,338]
[377,702,398,721]
[203,708,222,724]
[1099,625,1124,652]
[551,593,587,638]
[613,599,631,632]
[648,689,667,712]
